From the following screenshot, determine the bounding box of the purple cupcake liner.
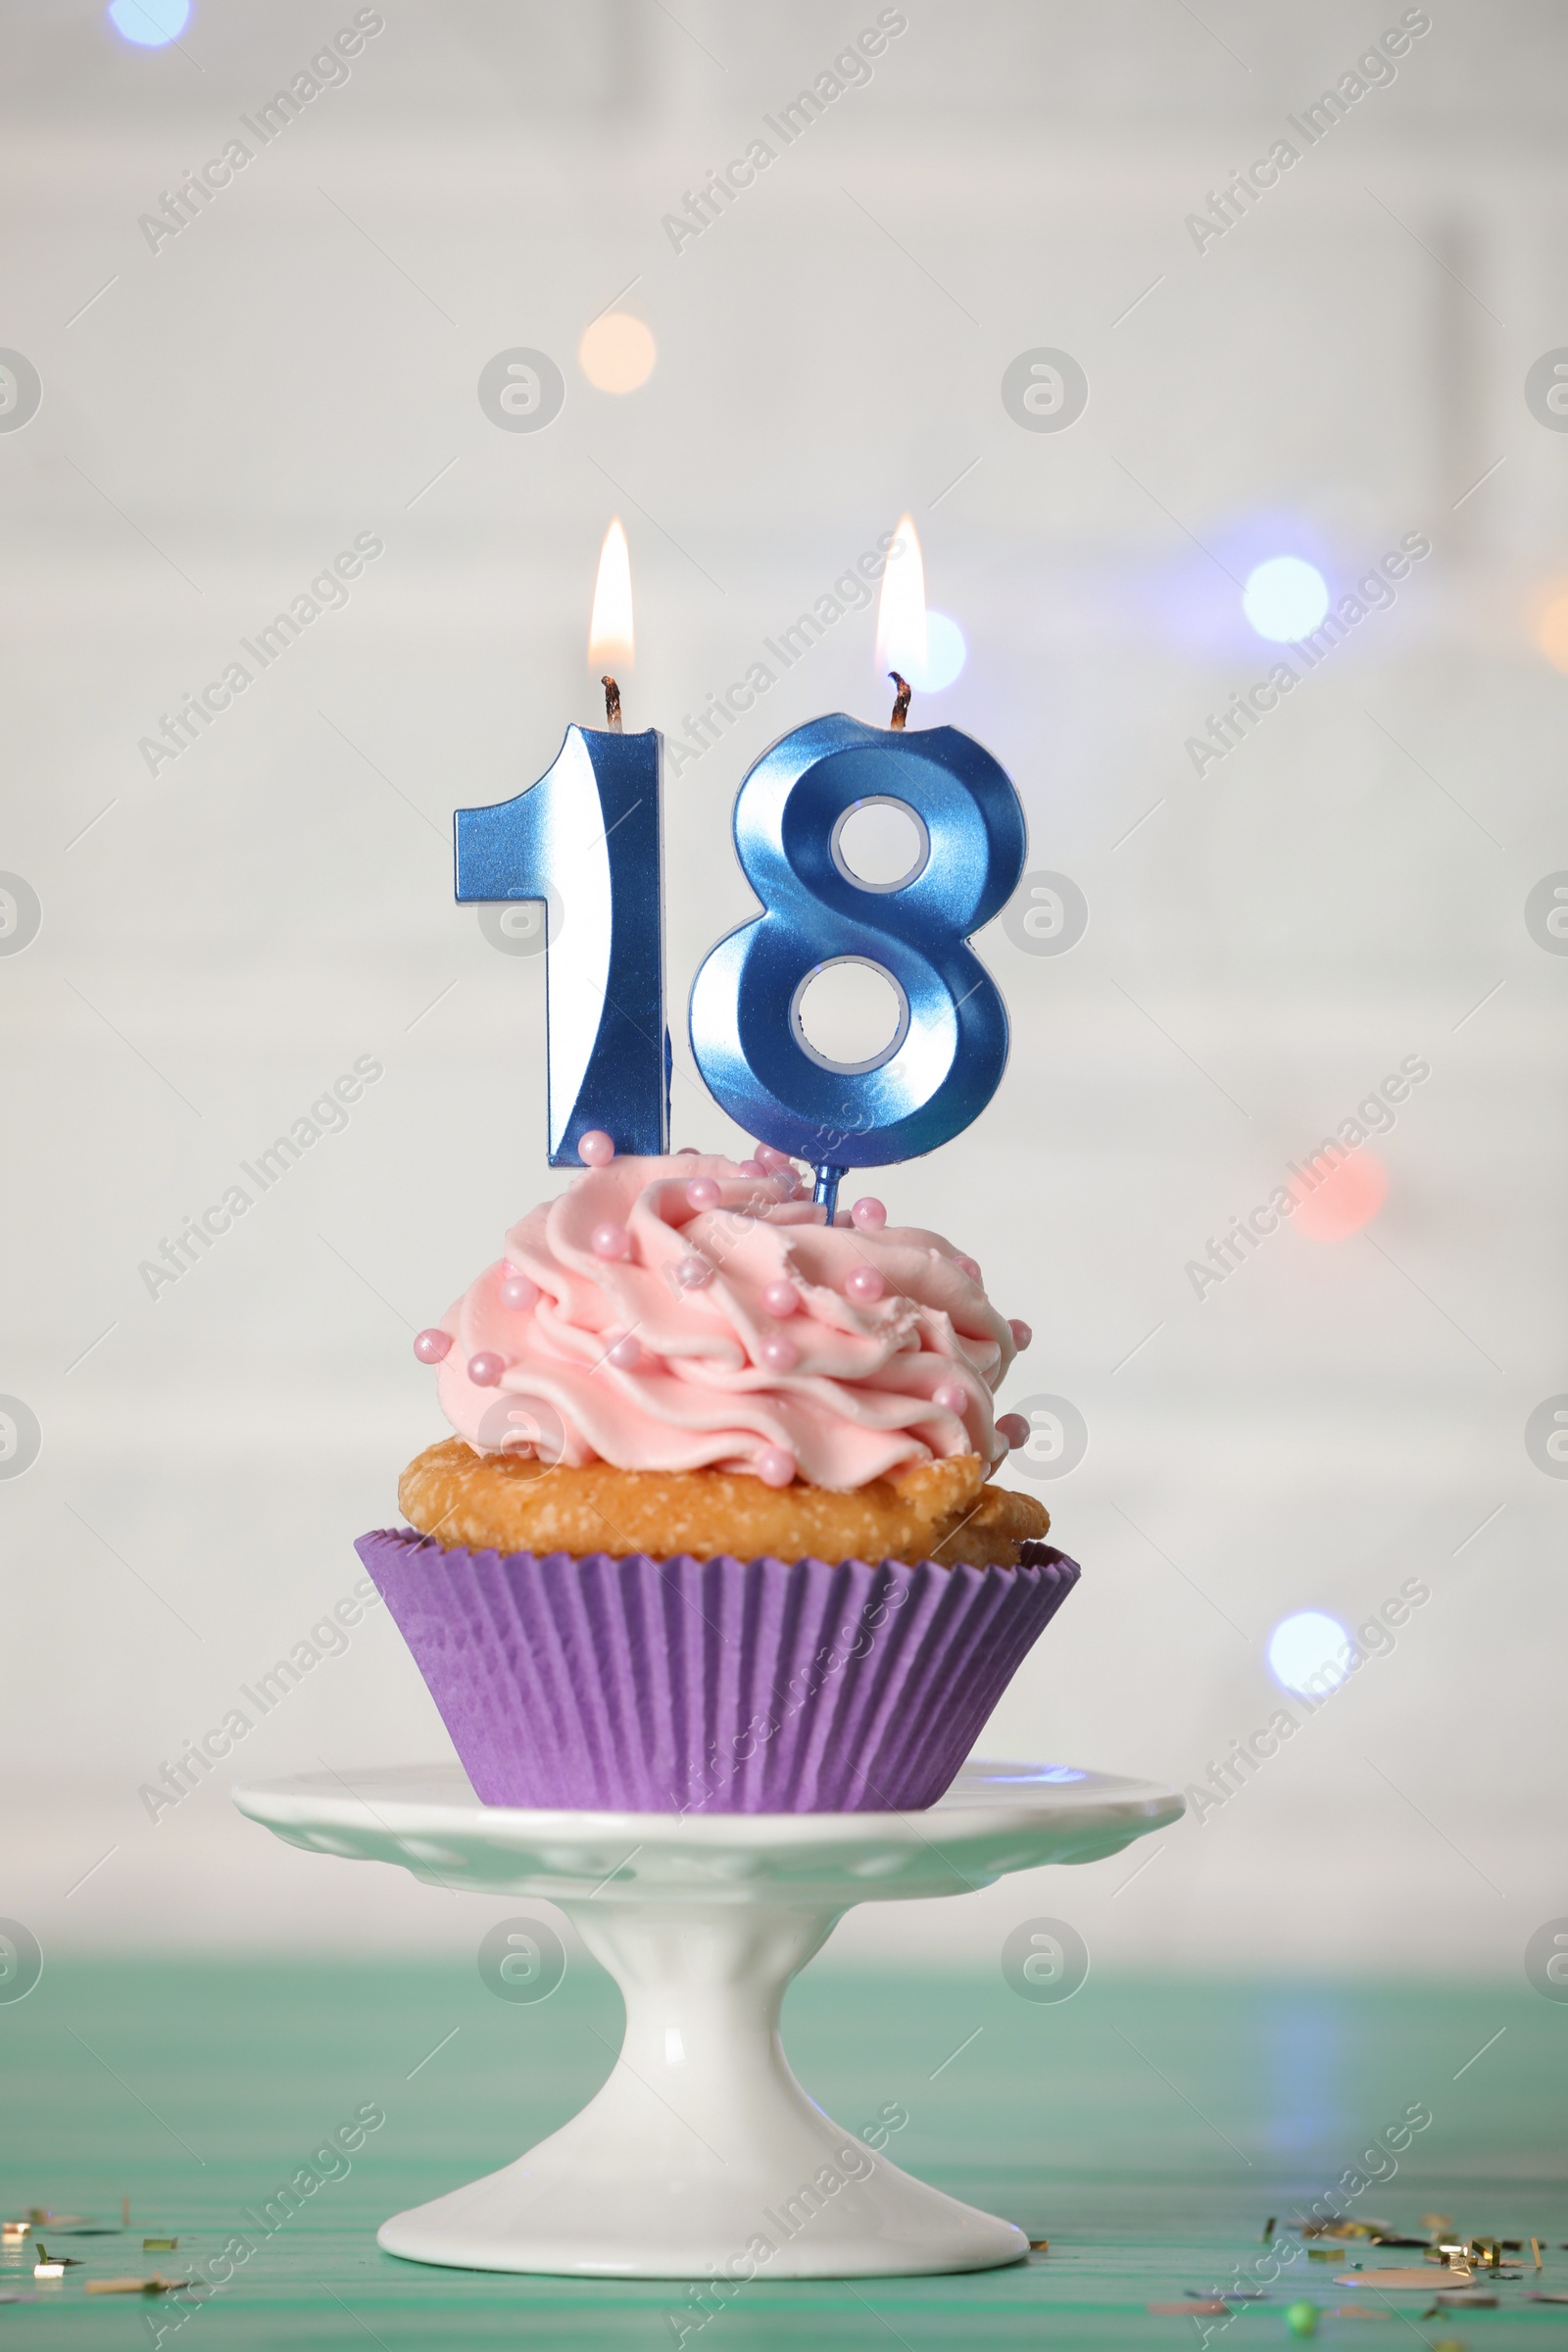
[356,1530,1079,1814]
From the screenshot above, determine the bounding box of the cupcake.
[358,1150,1079,1813]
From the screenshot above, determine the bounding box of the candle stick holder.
[812,1161,848,1220]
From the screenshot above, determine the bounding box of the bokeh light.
[909,611,966,693]
[108,0,191,46]
[1290,1150,1387,1242]
[1537,594,1568,671]
[1243,556,1330,644]
[578,314,657,394]
[1267,1610,1352,1698]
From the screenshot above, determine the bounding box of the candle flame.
[874,513,927,689]
[588,516,634,671]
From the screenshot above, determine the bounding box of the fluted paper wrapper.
[356,1530,1079,1813]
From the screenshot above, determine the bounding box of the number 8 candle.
[689,707,1025,1203]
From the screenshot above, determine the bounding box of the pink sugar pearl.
[996,1411,1030,1449]
[850,1197,887,1230]
[501,1275,541,1311]
[932,1382,968,1413]
[954,1252,981,1283]
[756,1446,796,1488]
[845,1265,885,1303]
[607,1335,642,1370]
[685,1176,720,1211]
[467,1351,505,1387]
[759,1335,799,1372]
[413,1328,451,1364]
[735,1157,764,1177]
[578,1130,615,1166]
[1008,1317,1032,1350]
[761,1279,800,1317]
[591,1220,630,1259]
[754,1144,791,1170]
[674,1253,712,1290]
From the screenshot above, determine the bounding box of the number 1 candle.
[454,521,668,1164]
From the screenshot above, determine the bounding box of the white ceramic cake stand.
[233,1758,1181,2279]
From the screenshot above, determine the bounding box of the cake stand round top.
[233,1758,1184,1905]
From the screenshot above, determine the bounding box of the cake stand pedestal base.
[383,1897,1017,2277]
[235,1759,1181,2279]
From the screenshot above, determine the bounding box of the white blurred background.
[3,0,1565,1975]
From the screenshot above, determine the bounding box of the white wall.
[3,0,1565,1974]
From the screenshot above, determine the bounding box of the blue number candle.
[688,712,1025,1193]
[455,723,668,1164]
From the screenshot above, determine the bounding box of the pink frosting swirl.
[426,1154,1022,1490]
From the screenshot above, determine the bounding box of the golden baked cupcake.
[358,1149,1078,1812]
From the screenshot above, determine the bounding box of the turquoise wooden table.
[3,1961,1564,2348]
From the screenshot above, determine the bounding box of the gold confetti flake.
[1336,2269,1474,2290]
[86,2275,189,2297]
